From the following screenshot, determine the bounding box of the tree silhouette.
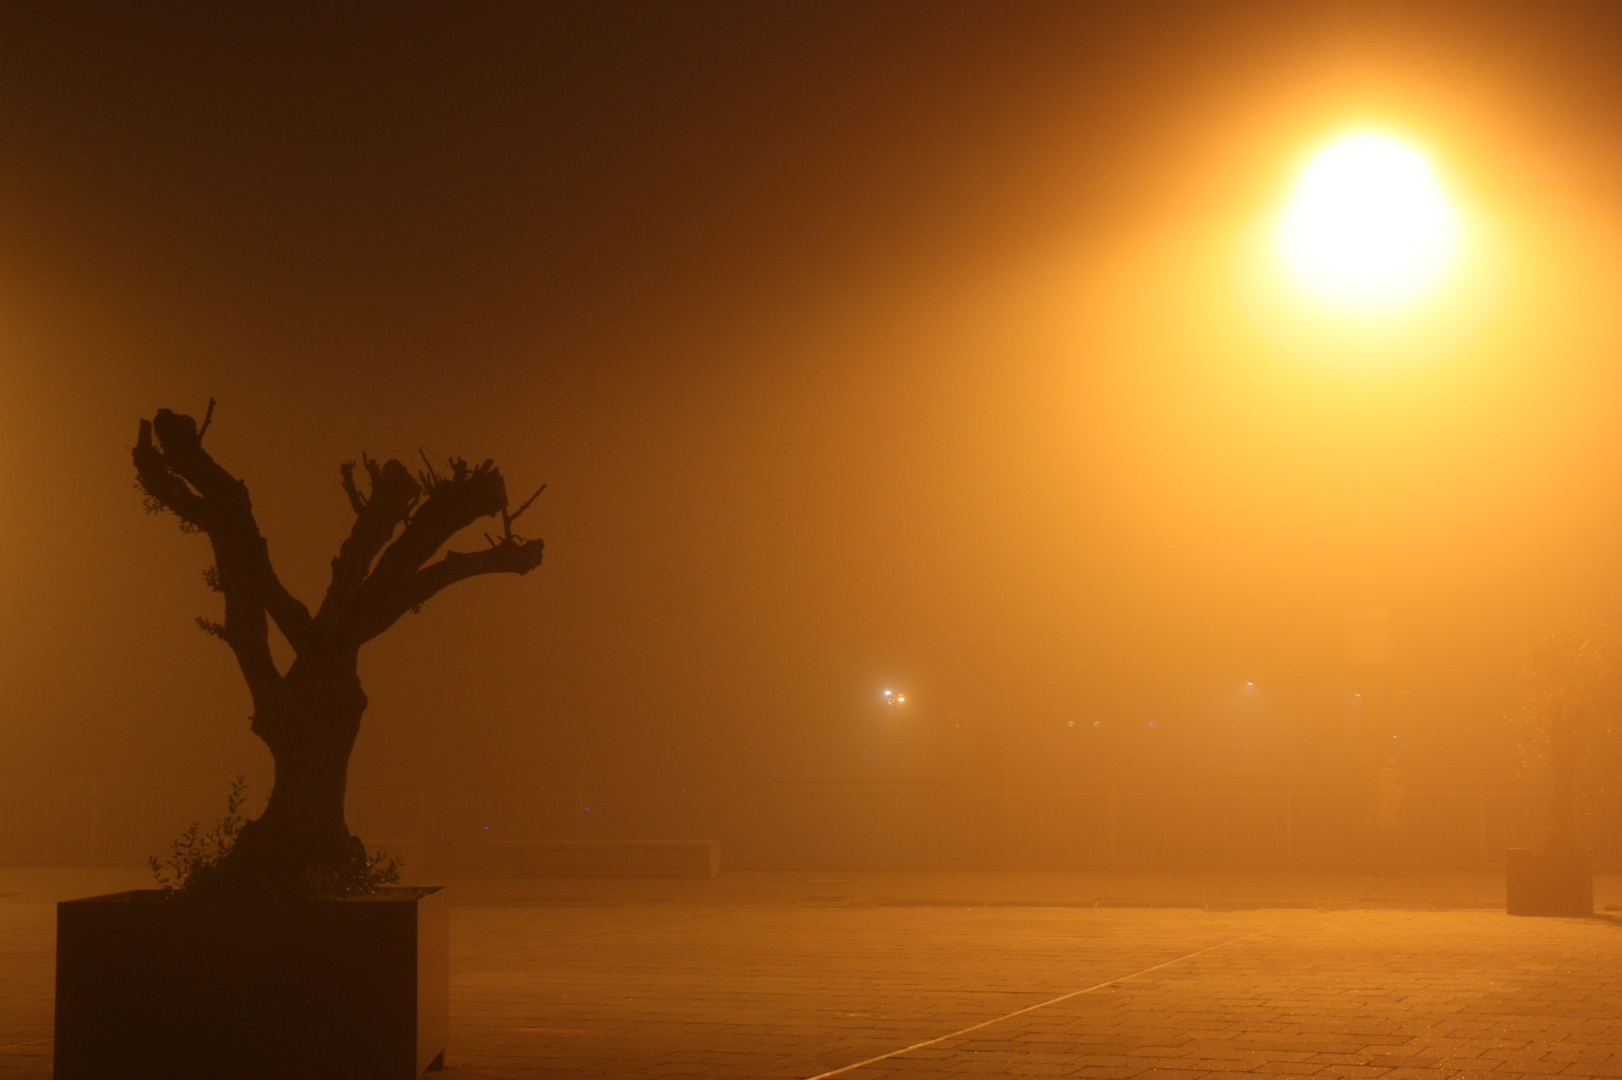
[134,402,544,897]
[1516,623,1620,851]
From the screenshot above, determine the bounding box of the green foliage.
[148,775,250,897]
[149,778,405,900]
[297,849,404,900]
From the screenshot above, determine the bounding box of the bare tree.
[1516,623,1621,851]
[134,402,545,896]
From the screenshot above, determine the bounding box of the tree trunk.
[1546,711,1579,851]
[222,659,371,896]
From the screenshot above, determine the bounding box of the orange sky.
[2,3,1622,792]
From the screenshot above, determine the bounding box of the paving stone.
[5,869,1622,1078]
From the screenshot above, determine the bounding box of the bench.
[482,840,719,879]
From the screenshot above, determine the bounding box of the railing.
[1,777,1614,870]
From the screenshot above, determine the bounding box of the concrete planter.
[1505,847,1592,917]
[54,886,447,1080]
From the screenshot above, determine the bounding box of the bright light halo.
[1277,131,1459,309]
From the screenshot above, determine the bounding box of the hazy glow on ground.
[1278,131,1460,308]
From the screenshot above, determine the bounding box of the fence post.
[89,779,100,862]
[1107,785,1118,868]
[1284,790,1294,865]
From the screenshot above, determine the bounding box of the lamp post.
[1275,129,1460,859]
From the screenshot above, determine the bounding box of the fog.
[3,2,1622,818]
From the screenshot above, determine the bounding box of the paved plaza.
[4,867,1622,1078]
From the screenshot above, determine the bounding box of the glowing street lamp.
[883,689,906,706]
[1277,130,1459,309]
[1274,128,1461,768]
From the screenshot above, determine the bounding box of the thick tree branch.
[340,461,501,623]
[262,578,314,656]
[146,409,313,652]
[347,536,545,644]
[312,456,420,638]
[339,459,542,645]
[414,537,546,602]
[134,419,209,526]
[133,408,313,707]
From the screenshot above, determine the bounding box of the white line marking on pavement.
[803,927,1273,1080]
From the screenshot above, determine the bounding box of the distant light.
[1067,720,1075,727]
[1093,721,1100,726]
[1246,681,1254,687]
[883,690,892,696]
[1147,722,1156,727]
[896,696,905,703]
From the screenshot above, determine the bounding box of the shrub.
[149,778,402,900]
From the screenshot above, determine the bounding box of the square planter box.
[55,886,447,1080]
[1506,847,1593,917]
